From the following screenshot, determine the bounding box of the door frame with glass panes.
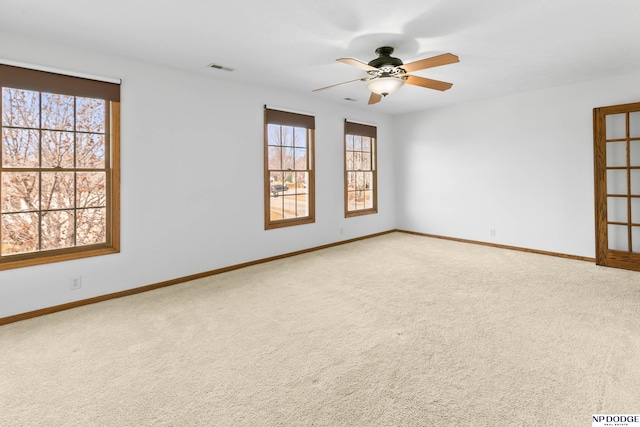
[593,101,640,271]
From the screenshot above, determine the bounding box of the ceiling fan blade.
[368,92,382,105]
[405,75,453,91]
[401,53,459,73]
[337,58,378,71]
[312,77,367,92]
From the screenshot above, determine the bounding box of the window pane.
[267,124,282,146]
[77,207,106,245]
[282,127,293,147]
[346,134,354,150]
[630,112,640,139]
[352,152,362,170]
[292,193,308,217]
[1,212,39,254]
[607,169,627,194]
[41,172,75,210]
[354,172,364,189]
[361,137,371,152]
[282,147,294,170]
[294,172,308,195]
[283,172,294,187]
[76,133,105,168]
[346,151,354,170]
[347,171,356,190]
[2,88,39,128]
[295,193,308,217]
[77,172,106,208]
[41,93,74,131]
[269,172,282,184]
[268,146,282,170]
[632,198,640,224]
[364,171,373,190]
[607,197,627,223]
[269,194,285,221]
[282,193,296,219]
[294,147,307,170]
[633,226,640,253]
[363,192,373,210]
[41,130,74,168]
[630,141,640,167]
[76,97,105,133]
[2,172,39,212]
[608,224,628,251]
[41,209,74,250]
[353,135,362,151]
[293,127,306,148]
[606,113,626,140]
[2,128,40,167]
[632,169,640,195]
[347,192,357,211]
[606,142,626,167]
[362,152,372,169]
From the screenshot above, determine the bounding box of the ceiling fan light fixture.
[366,76,405,96]
[313,47,458,104]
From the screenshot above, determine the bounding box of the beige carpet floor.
[1,232,639,426]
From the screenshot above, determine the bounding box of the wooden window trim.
[344,121,378,218]
[0,66,120,270]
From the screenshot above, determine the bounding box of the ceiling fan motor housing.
[368,46,404,69]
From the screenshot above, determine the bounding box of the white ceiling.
[2,0,640,115]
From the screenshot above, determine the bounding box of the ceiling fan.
[313,46,459,105]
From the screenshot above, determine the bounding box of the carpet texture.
[1,232,639,426]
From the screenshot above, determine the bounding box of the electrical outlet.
[69,276,82,290]
[490,229,496,237]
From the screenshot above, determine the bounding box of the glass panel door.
[594,102,640,270]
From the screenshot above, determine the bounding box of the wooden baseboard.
[0,229,596,326]
[396,229,596,263]
[0,230,395,326]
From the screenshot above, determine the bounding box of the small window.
[264,108,315,229]
[345,121,377,217]
[0,64,120,270]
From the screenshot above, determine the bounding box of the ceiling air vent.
[207,63,234,72]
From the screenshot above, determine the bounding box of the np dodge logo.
[593,415,640,426]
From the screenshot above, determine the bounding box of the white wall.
[4,29,639,320]
[0,31,396,318]
[394,71,640,258]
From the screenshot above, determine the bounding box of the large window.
[264,108,315,229]
[0,64,120,270]
[345,121,377,216]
